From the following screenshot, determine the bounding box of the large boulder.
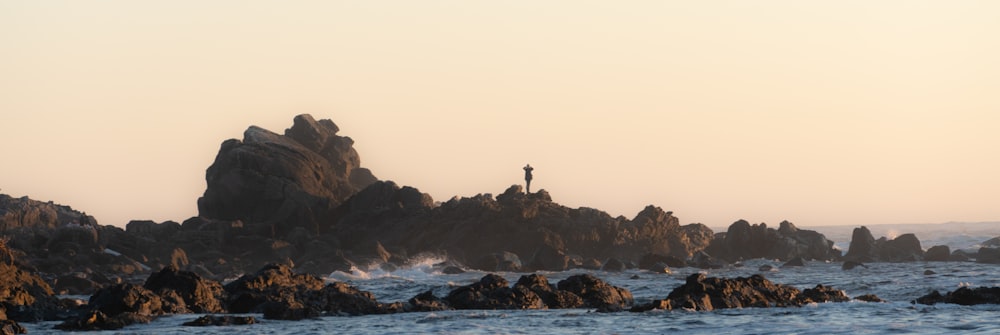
[514,274,583,309]
[924,245,951,262]
[556,274,633,312]
[223,264,324,313]
[197,114,378,239]
[632,273,850,312]
[143,265,226,313]
[843,226,878,262]
[444,274,545,310]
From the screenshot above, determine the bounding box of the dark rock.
[976,247,1000,264]
[557,274,633,312]
[528,244,570,271]
[515,274,583,309]
[143,265,226,313]
[638,253,686,270]
[706,220,838,263]
[854,294,884,303]
[601,258,626,272]
[781,257,806,268]
[689,251,724,269]
[53,273,101,295]
[441,266,465,275]
[950,250,973,262]
[758,264,775,272]
[261,300,319,320]
[197,114,377,239]
[579,258,603,270]
[844,226,878,262]
[318,282,387,315]
[224,264,324,313]
[923,270,936,275]
[915,287,1000,305]
[634,274,855,312]
[88,283,164,317]
[798,284,849,303]
[444,274,544,310]
[471,252,522,272]
[182,315,257,326]
[406,290,451,312]
[879,233,923,262]
[924,245,951,262]
[629,299,671,312]
[55,310,152,331]
[0,320,26,335]
[842,260,868,270]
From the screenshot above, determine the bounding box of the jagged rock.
[515,274,583,309]
[798,285,849,303]
[636,274,848,312]
[445,274,544,310]
[143,265,226,313]
[55,310,152,331]
[317,282,387,316]
[406,290,451,312]
[88,283,164,317]
[706,220,838,263]
[924,245,951,262]
[224,264,324,313]
[915,287,1000,305]
[182,315,257,326]
[197,114,378,239]
[0,319,26,334]
[556,274,633,312]
[0,263,60,322]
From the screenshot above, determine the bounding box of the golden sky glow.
[1,1,998,227]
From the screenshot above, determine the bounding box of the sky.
[1,1,998,228]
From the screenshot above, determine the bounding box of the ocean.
[22,223,1000,334]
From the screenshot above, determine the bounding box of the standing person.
[523,164,534,193]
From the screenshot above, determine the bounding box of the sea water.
[22,223,1000,334]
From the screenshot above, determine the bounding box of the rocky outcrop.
[630,273,853,312]
[844,227,924,262]
[197,114,378,239]
[924,245,951,262]
[331,183,714,272]
[444,274,545,310]
[704,220,838,263]
[0,263,61,322]
[143,265,226,313]
[915,287,1000,305]
[556,274,634,312]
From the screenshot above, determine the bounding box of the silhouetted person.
[523,164,534,193]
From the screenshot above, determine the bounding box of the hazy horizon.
[2,1,998,228]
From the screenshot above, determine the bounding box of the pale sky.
[1,1,998,228]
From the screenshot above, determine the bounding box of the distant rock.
[976,247,1000,264]
[601,258,627,272]
[705,220,838,263]
[844,227,925,262]
[924,245,951,262]
[915,287,1000,305]
[182,315,257,327]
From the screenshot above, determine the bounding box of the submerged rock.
[914,287,1000,305]
[182,315,257,327]
[632,273,851,312]
[444,274,544,310]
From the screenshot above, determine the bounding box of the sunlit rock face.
[197,114,377,237]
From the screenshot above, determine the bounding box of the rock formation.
[198,114,377,238]
[630,273,857,312]
[704,220,839,262]
[844,227,925,262]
